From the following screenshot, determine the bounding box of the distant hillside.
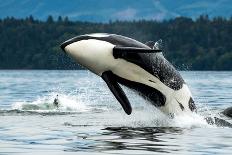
[0,15,231,70]
[0,0,232,22]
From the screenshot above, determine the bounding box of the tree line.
[0,15,231,70]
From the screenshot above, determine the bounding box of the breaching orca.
[60,33,196,116]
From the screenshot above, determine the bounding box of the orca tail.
[205,117,232,128]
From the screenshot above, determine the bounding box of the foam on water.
[11,92,91,112]
[8,91,229,129]
[97,103,212,128]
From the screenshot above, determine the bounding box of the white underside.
[65,39,193,115]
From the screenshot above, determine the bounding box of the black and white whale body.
[60,33,196,116]
[222,107,232,118]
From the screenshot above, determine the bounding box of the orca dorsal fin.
[145,39,163,50]
[145,41,156,49]
[154,39,163,50]
[101,71,132,115]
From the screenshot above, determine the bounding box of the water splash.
[11,92,90,112]
[7,90,231,128]
[101,104,212,128]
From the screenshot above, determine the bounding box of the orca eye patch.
[113,46,161,59]
[112,49,145,68]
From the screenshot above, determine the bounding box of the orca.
[60,33,196,116]
[205,117,232,128]
[222,107,232,118]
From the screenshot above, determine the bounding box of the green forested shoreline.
[0,15,231,70]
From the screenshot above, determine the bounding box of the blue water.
[0,70,232,154]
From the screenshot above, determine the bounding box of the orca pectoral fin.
[102,71,132,115]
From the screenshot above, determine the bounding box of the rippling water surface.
[0,70,232,154]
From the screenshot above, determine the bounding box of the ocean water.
[0,70,232,154]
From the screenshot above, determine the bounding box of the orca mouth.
[60,35,88,52]
[60,40,71,52]
[60,36,80,52]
